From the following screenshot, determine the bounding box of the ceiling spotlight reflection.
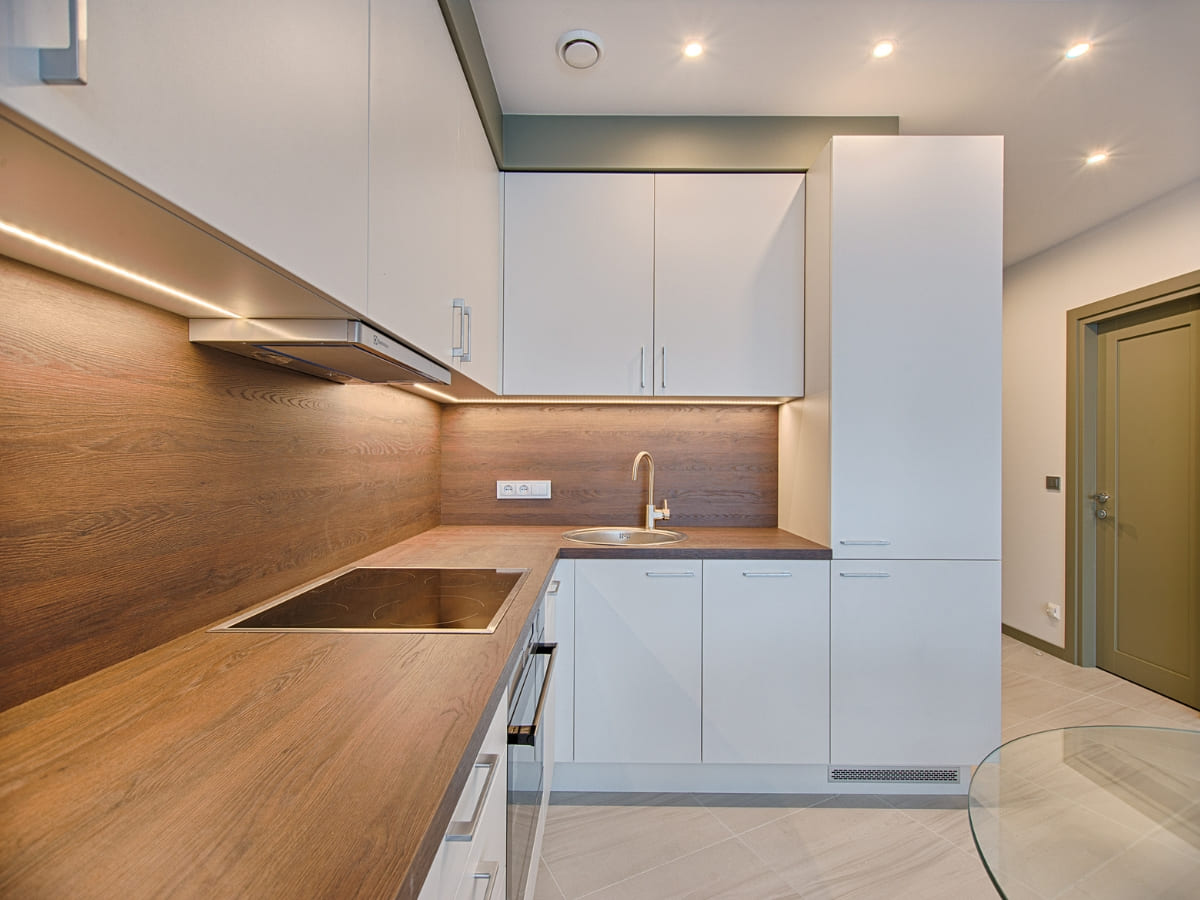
[872,40,895,59]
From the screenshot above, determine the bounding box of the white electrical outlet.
[496,480,552,499]
[1044,602,1062,621]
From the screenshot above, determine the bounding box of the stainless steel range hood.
[189,319,452,385]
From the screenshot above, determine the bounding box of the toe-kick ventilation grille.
[829,766,960,784]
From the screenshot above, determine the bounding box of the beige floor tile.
[582,836,802,900]
[692,793,827,836]
[1003,671,1092,726]
[540,800,730,898]
[533,858,567,900]
[1093,679,1200,727]
[891,805,977,854]
[738,804,965,898]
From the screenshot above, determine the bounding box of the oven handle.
[507,642,557,747]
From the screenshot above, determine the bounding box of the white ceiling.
[471,0,1200,266]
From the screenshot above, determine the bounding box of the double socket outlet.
[496,480,552,499]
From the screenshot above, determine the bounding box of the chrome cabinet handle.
[743,572,793,577]
[40,0,88,84]
[472,862,500,900]
[546,580,561,595]
[839,572,891,578]
[640,346,646,390]
[661,346,667,390]
[452,299,471,362]
[839,539,891,546]
[508,643,557,747]
[445,752,500,842]
[644,571,695,577]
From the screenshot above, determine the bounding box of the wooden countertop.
[0,526,828,900]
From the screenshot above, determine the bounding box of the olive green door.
[1095,309,1200,709]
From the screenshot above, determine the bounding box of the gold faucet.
[632,451,671,530]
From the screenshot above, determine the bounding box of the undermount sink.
[562,527,688,547]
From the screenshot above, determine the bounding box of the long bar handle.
[40,0,88,84]
[445,752,500,841]
[508,643,557,747]
[839,572,892,578]
[452,299,471,362]
[661,346,667,390]
[644,571,696,578]
[743,572,793,578]
[839,539,891,546]
[640,346,646,390]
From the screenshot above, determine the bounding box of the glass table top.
[968,726,1200,899]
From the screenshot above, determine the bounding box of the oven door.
[507,639,556,900]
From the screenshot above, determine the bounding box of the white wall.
[1002,179,1200,645]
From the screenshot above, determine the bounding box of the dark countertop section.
[0,525,828,900]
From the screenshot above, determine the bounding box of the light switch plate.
[496,480,552,499]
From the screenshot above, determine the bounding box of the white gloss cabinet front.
[572,559,702,764]
[702,559,829,764]
[0,0,370,309]
[829,559,1001,767]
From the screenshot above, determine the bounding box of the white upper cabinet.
[503,173,655,396]
[368,0,501,390]
[451,70,502,393]
[502,172,804,397]
[0,0,370,308]
[801,136,1003,560]
[654,174,805,397]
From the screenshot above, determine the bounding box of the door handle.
[839,539,891,546]
[452,299,471,362]
[661,346,667,390]
[508,643,557,746]
[839,572,891,578]
[40,0,88,84]
[1089,492,1110,504]
[640,346,646,390]
[644,571,695,577]
[742,572,793,578]
[444,753,500,842]
[472,862,500,900]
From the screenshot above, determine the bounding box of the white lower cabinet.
[419,693,507,900]
[547,560,575,768]
[702,560,830,764]
[573,560,702,763]
[830,560,1001,768]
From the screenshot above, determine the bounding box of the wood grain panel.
[441,404,777,527]
[0,255,441,711]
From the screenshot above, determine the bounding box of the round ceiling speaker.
[557,30,603,69]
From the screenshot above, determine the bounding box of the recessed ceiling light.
[683,41,704,58]
[1065,41,1091,59]
[1085,151,1108,165]
[872,40,895,59]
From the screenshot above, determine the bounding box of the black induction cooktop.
[213,567,529,634]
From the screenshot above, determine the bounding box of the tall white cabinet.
[782,135,1003,773]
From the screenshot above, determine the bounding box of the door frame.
[1065,269,1200,665]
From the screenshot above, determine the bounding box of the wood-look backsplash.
[441,404,778,527]
[0,256,441,711]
